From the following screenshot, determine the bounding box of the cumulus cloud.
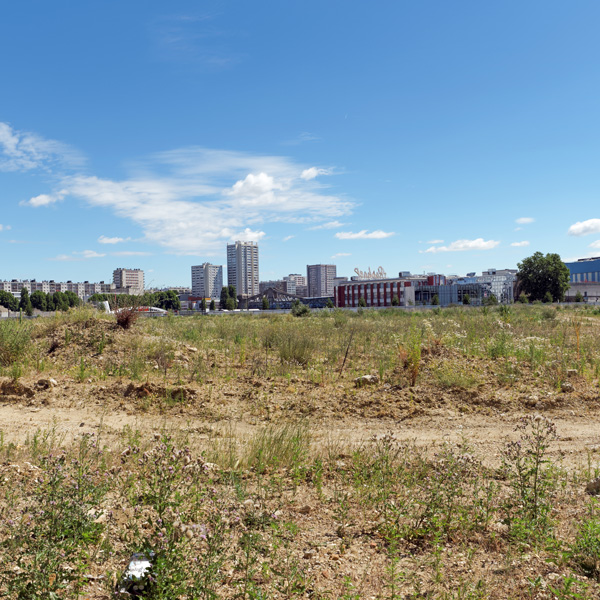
[0,224,11,232]
[54,148,351,255]
[301,167,331,180]
[515,217,534,225]
[98,235,131,244]
[422,238,500,254]
[282,235,294,242]
[335,230,395,240]
[0,122,83,172]
[15,128,353,255]
[21,190,66,207]
[511,241,530,247]
[309,220,347,230]
[49,249,106,261]
[589,240,600,249]
[427,239,444,244]
[568,219,600,236]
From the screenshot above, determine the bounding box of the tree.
[358,297,367,308]
[574,290,584,303]
[325,298,334,309]
[220,287,229,309]
[431,294,439,306]
[64,291,80,308]
[228,286,237,309]
[483,294,498,306]
[0,291,17,312]
[543,291,553,304]
[517,252,570,303]
[225,297,236,311]
[518,292,529,304]
[462,294,471,305]
[262,296,270,310]
[30,291,48,311]
[391,295,399,306]
[200,298,207,312]
[209,299,215,311]
[19,288,33,315]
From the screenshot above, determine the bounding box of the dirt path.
[2,400,599,470]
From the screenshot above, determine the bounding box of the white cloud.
[77,250,106,259]
[21,190,66,207]
[422,238,500,254]
[301,167,331,180]
[49,249,106,261]
[427,239,444,244]
[230,228,266,242]
[0,122,83,172]
[331,252,351,258]
[98,235,131,244]
[510,241,530,247]
[515,217,534,225]
[0,224,11,232]
[282,235,294,242]
[568,218,600,236]
[309,220,347,230]
[589,240,600,249]
[335,230,395,240]
[55,148,352,255]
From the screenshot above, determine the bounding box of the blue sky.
[1,1,600,287]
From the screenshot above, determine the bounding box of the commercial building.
[565,257,600,284]
[191,263,223,301]
[227,241,259,297]
[307,264,336,297]
[113,268,144,294]
[564,258,600,302]
[451,268,517,303]
[336,278,415,307]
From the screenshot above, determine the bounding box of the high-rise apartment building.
[227,241,259,297]
[307,264,336,297]
[285,274,306,297]
[191,263,223,300]
[112,268,145,293]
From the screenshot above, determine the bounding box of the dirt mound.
[122,382,197,402]
[0,379,35,399]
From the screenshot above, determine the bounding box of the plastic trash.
[116,552,155,597]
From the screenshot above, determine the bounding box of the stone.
[297,504,312,515]
[561,382,574,393]
[567,369,578,377]
[586,478,600,496]
[354,374,379,387]
[37,378,57,390]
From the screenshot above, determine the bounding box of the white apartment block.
[285,274,306,297]
[191,263,223,300]
[307,264,337,297]
[227,241,259,297]
[113,268,145,293]
[0,279,117,299]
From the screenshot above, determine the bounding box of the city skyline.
[2,2,600,286]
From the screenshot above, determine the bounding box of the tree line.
[87,290,181,311]
[0,288,81,315]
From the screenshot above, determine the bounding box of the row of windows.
[571,272,600,283]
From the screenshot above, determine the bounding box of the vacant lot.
[0,304,600,599]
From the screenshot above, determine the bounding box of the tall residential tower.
[307,264,336,297]
[227,241,259,297]
[191,263,223,301]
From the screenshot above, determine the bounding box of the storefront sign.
[353,266,387,280]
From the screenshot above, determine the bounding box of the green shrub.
[291,299,310,317]
[0,320,31,366]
